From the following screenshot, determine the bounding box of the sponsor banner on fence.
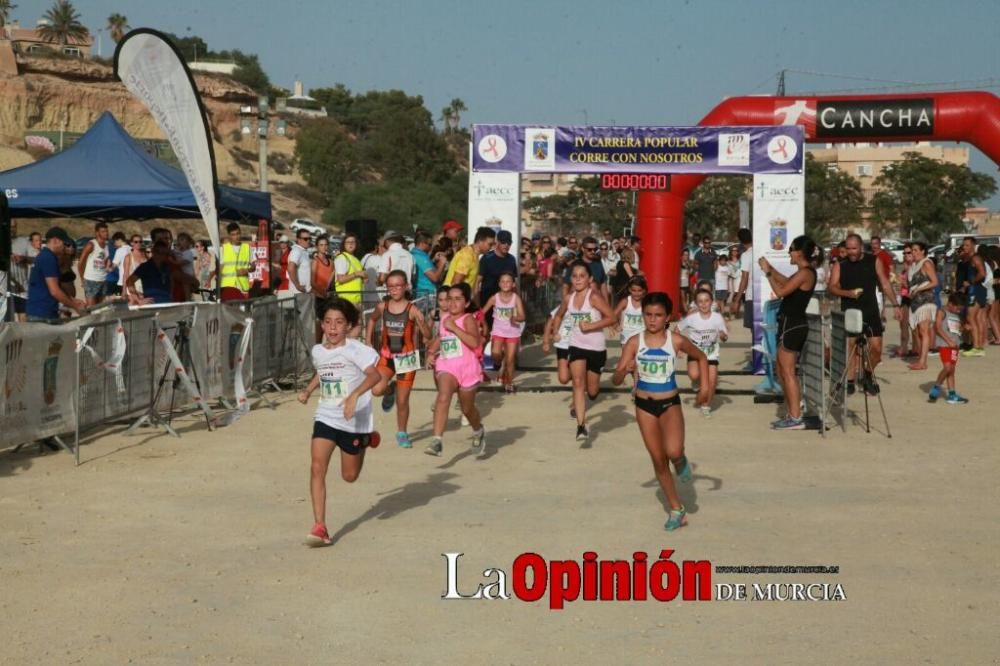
[472,125,804,175]
[221,304,254,406]
[189,304,226,401]
[0,323,77,444]
[751,173,805,373]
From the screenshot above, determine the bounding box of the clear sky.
[11,0,1000,204]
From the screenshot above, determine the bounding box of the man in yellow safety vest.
[220,222,252,301]
[333,232,365,304]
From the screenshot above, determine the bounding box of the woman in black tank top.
[758,235,818,430]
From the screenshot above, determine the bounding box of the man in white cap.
[378,230,413,286]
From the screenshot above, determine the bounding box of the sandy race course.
[1,320,998,665]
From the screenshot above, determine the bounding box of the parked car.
[74,235,93,251]
[290,218,327,237]
[878,239,907,263]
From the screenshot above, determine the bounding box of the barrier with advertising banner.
[0,293,338,462]
[0,323,77,446]
[76,311,158,434]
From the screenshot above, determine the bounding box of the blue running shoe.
[928,385,941,403]
[674,456,692,483]
[772,416,805,430]
[946,392,969,405]
[395,432,412,448]
[381,381,396,412]
[665,506,687,531]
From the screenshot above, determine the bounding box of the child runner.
[687,280,721,314]
[298,300,383,547]
[612,292,709,531]
[482,272,526,393]
[425,282,486,457]
[613,276,648,348]
[542,304,575,388]
[552,260,616,442]
[367,270,432,448]
[928,292,969,404]
[679,289,729,417]
[429,285,450,415]
[715,255,731,316]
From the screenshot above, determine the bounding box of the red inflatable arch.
[637,91,1000,308]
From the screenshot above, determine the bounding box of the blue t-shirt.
[26,247,62,319]
[410,247,437,298]
[478,250,519,303]
[562,258,607,286]
[133,260,172,304]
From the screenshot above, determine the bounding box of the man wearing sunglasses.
[562,236,608,300]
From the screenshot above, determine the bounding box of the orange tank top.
[313,257,334,295]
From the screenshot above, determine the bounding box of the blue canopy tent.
[0,111,270,223]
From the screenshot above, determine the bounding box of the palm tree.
[37,0,89,46]
[0,0,17,30]
[440,105,454,132]
[448,98,467,128]
[106,13,128,42]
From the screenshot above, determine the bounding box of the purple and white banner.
[751,173,805,375]
[473,125,803,175]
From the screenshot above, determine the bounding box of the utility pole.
[777,69,786,96]
[257,95,269,193]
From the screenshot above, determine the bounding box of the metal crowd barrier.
[801,313,826,435]
[0,292,322,464]
[77,311,158,434]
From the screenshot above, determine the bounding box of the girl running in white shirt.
[542,304,574,387]
[552,261,616,443]
[613,276,648,346]
[298,300,383,547]
[679,289,729,417]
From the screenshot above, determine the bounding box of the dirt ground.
[1,316,998,665]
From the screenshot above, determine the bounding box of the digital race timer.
[599,174,671,191]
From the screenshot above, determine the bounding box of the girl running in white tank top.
[552,260,615,443]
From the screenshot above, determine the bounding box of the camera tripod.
[127,321,213,437]
[828,334,892,438]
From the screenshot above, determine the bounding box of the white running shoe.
[471,427,486,457]
[700,405,712,418]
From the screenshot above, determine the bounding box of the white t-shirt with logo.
[311,339,379,433]
[83,239,109,282]
[287,244,312,293]
[739,246,754,301]
[679,311,728,362]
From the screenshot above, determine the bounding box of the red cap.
[442,220,463,232]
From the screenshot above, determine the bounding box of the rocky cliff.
[0,54,323,235]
